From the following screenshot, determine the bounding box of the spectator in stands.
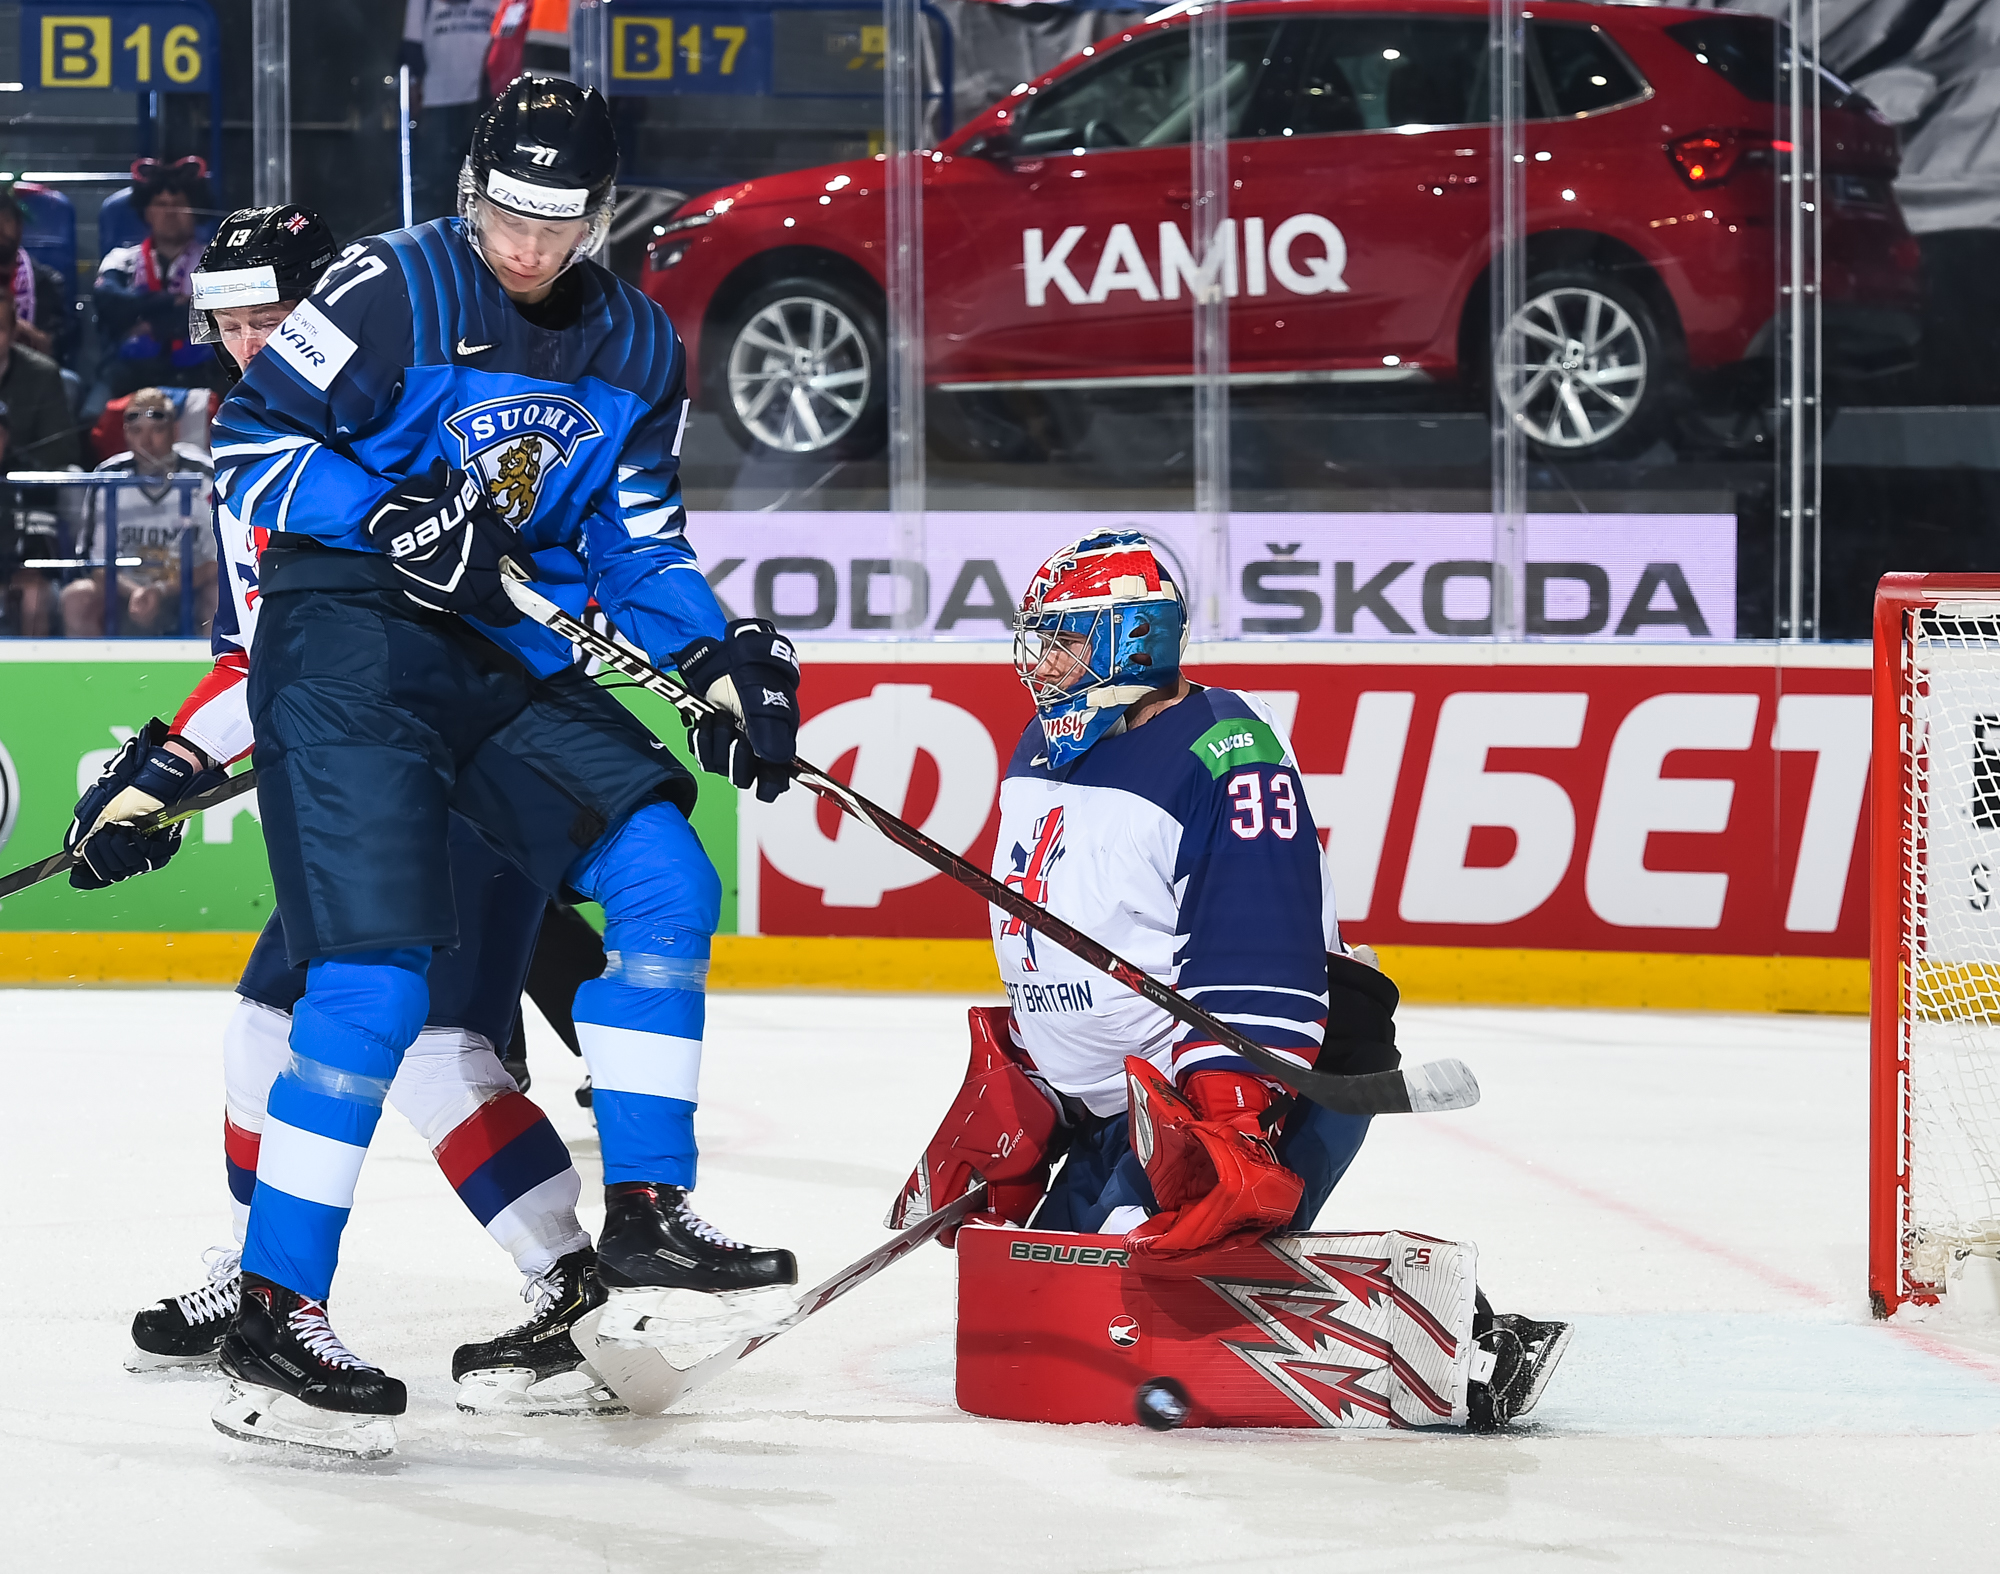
[403,1,502,221]
[0,401,63,636]
[0,185,76,365]
[0,291,80,471]
[61,386,214,637]
[89,158,225,416]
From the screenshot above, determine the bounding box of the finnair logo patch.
[487,167,588,219]
[268,300,355,391]
[445,395,603,528]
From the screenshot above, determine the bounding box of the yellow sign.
[612,16,753,82]
[40,15,112,88]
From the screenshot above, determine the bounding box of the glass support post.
[1190,0,1231,640]
[1489,0,1527,641]
[884,0,927,630]
[398,66,414,228]
[252,0,291,207]
[572,0,611,95]
[1779,0,1823,642]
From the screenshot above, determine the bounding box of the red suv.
[641,0,1920,461]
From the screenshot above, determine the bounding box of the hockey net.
[1873,575,2000,1315]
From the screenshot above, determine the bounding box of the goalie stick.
[0,769,259,902]
[574,1186,989,1415]
[498,569,1476,1119]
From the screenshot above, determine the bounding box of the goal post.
[1872,573,2000,1316]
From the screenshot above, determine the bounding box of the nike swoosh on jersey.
[456,337,495,356]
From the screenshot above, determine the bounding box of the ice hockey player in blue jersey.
[203,77,804,1457]
[890,531,1571,1427]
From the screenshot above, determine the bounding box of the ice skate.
[127,1247,240,1372]
[212,1273,405,1460]
[1467,1311,1571,1431]
[582,1184,800,1394]
[453,1248,626,1416]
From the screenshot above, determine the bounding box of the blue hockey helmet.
[1013,530,1188,768]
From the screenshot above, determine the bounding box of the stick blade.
[1404,1058,1481,1113]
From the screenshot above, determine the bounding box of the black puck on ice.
[1135,1377,1192,1431]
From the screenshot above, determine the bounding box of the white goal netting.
[1899,605,2000,1293]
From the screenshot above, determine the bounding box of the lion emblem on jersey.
[443,393,603,531]
[489,437,543,527]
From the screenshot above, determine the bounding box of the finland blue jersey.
[210,218,722,677]
[990,687,1339,1115]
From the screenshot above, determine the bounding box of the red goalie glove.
[888,1006,1062,1244]
[1123,1059,1304,1257]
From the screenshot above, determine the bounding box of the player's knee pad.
[386,1026,517,1148]
[290,947,432,1085]
[222,997,293,1131]
[889,1006,1063,1238]
[567,800,721,947]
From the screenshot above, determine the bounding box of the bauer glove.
[673,618,801,802]
[65,718,226,889]
[363,459,527,627]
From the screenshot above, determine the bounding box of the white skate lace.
[286,1299,371,1371]
[673,1199,749,1251]
[171,1247,242,1325]
[517,1262,568,1321]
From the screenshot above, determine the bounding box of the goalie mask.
[1013,530,1188,769]
[460,74,618,284]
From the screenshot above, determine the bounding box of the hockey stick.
[573,1186,989,1415]
[0,769,260,902]
[500,571,1474,1119]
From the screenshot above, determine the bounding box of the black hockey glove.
[673,618,801,802]
[65,718,227,890]
[362,459,526,626]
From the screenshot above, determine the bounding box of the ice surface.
[7,989,2000,1570]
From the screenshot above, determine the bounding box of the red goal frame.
[1870,573,2000,1316]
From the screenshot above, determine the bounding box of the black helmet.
[465,75,618,223]
[190,204,340,374]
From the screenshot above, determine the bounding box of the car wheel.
[1498,270,1671,460]
[717,277,887,459]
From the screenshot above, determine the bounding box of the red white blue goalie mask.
[1013,531,1188,768]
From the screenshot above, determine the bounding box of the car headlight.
[648,243,689,272]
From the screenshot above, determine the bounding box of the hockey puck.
[1134,1377,1192,1431]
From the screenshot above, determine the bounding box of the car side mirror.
[964,127,1020,162]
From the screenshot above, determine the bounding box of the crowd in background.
[0,1,525,640]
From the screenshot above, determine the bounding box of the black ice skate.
[597,1183,798,1293]
[452,1248,626,1416]
[212,1273,406,1459]
[1467,1311,1572,1432]
[583,1185,801,1395]
[127,1247,240,1372]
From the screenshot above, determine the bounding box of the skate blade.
[594,1285,797,1370]
[125,1344,221,1374]
[211,1380,397,1461]
[1514,1322,1573,1419]
[455,1364,629,1417]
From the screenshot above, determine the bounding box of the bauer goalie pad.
[887,1006,1062,1239]
[956,1226,1482,1429]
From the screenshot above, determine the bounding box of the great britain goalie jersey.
[992,687,1339,1116]
[208,218,723,675]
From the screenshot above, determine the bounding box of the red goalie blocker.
[956,1225,1480,1429]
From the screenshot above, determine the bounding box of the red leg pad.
[889,1006,1060,1241]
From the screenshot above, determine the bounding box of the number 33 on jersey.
[990,690,1341,1117]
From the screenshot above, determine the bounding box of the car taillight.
[1668,132,1747,187]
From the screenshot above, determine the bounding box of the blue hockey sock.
[566,802,719,1188]
[241,949,429,1300]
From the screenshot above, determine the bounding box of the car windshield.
[1013,22,1283,154]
